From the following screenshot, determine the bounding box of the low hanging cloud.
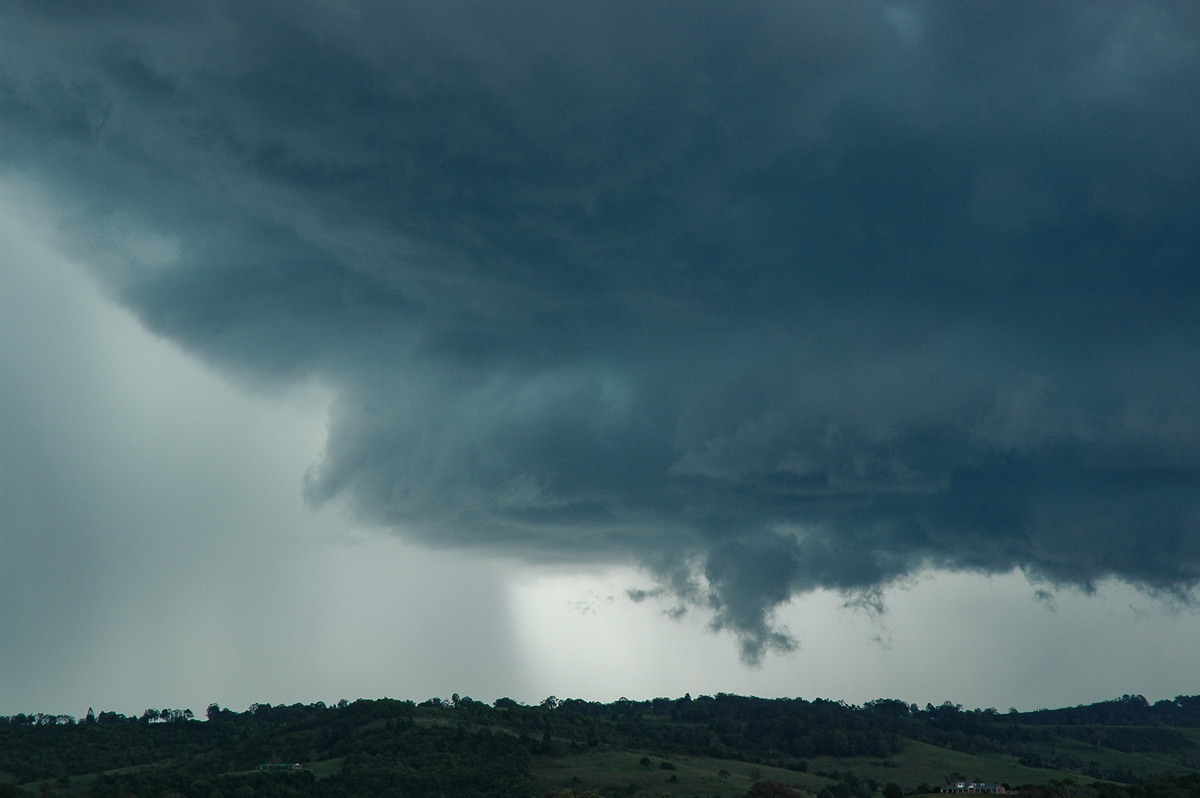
[4,1,1200,661]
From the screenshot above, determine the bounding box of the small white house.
[942,782,1007,794]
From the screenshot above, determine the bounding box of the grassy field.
[532,748,826,797]
[529,738,1085,797]
[303,758,344,779]
[805,738,1097,792]
[10,734,1197,798]
[524,723,1200,798]
[1001,726,1200,781]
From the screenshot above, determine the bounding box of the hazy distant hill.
[3,694,1200,798]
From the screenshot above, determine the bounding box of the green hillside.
[3,694,1200,798]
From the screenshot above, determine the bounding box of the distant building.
[942,782,1007,794]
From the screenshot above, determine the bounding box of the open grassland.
[302,758,343,780]
[1002,725,1200,782]
[805,738,1101,792]
[532,749,826,798]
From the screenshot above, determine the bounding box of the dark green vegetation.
[3,694,1200,798]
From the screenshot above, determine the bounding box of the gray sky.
[3,0,1200,718]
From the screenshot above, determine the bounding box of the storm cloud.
[4,1,1199,661]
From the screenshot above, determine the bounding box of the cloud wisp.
[4,1,1199,661]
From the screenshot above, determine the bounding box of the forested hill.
[3,693,1200,798]
[1007,694,1200,726]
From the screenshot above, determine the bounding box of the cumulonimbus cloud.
[4,0,1199,661]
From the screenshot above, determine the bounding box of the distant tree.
[745,780,803,797]
[882,783,903,798]
[865,699,911,718]
[85,707,97,725]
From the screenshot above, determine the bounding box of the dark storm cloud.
[4,0,1200,660]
